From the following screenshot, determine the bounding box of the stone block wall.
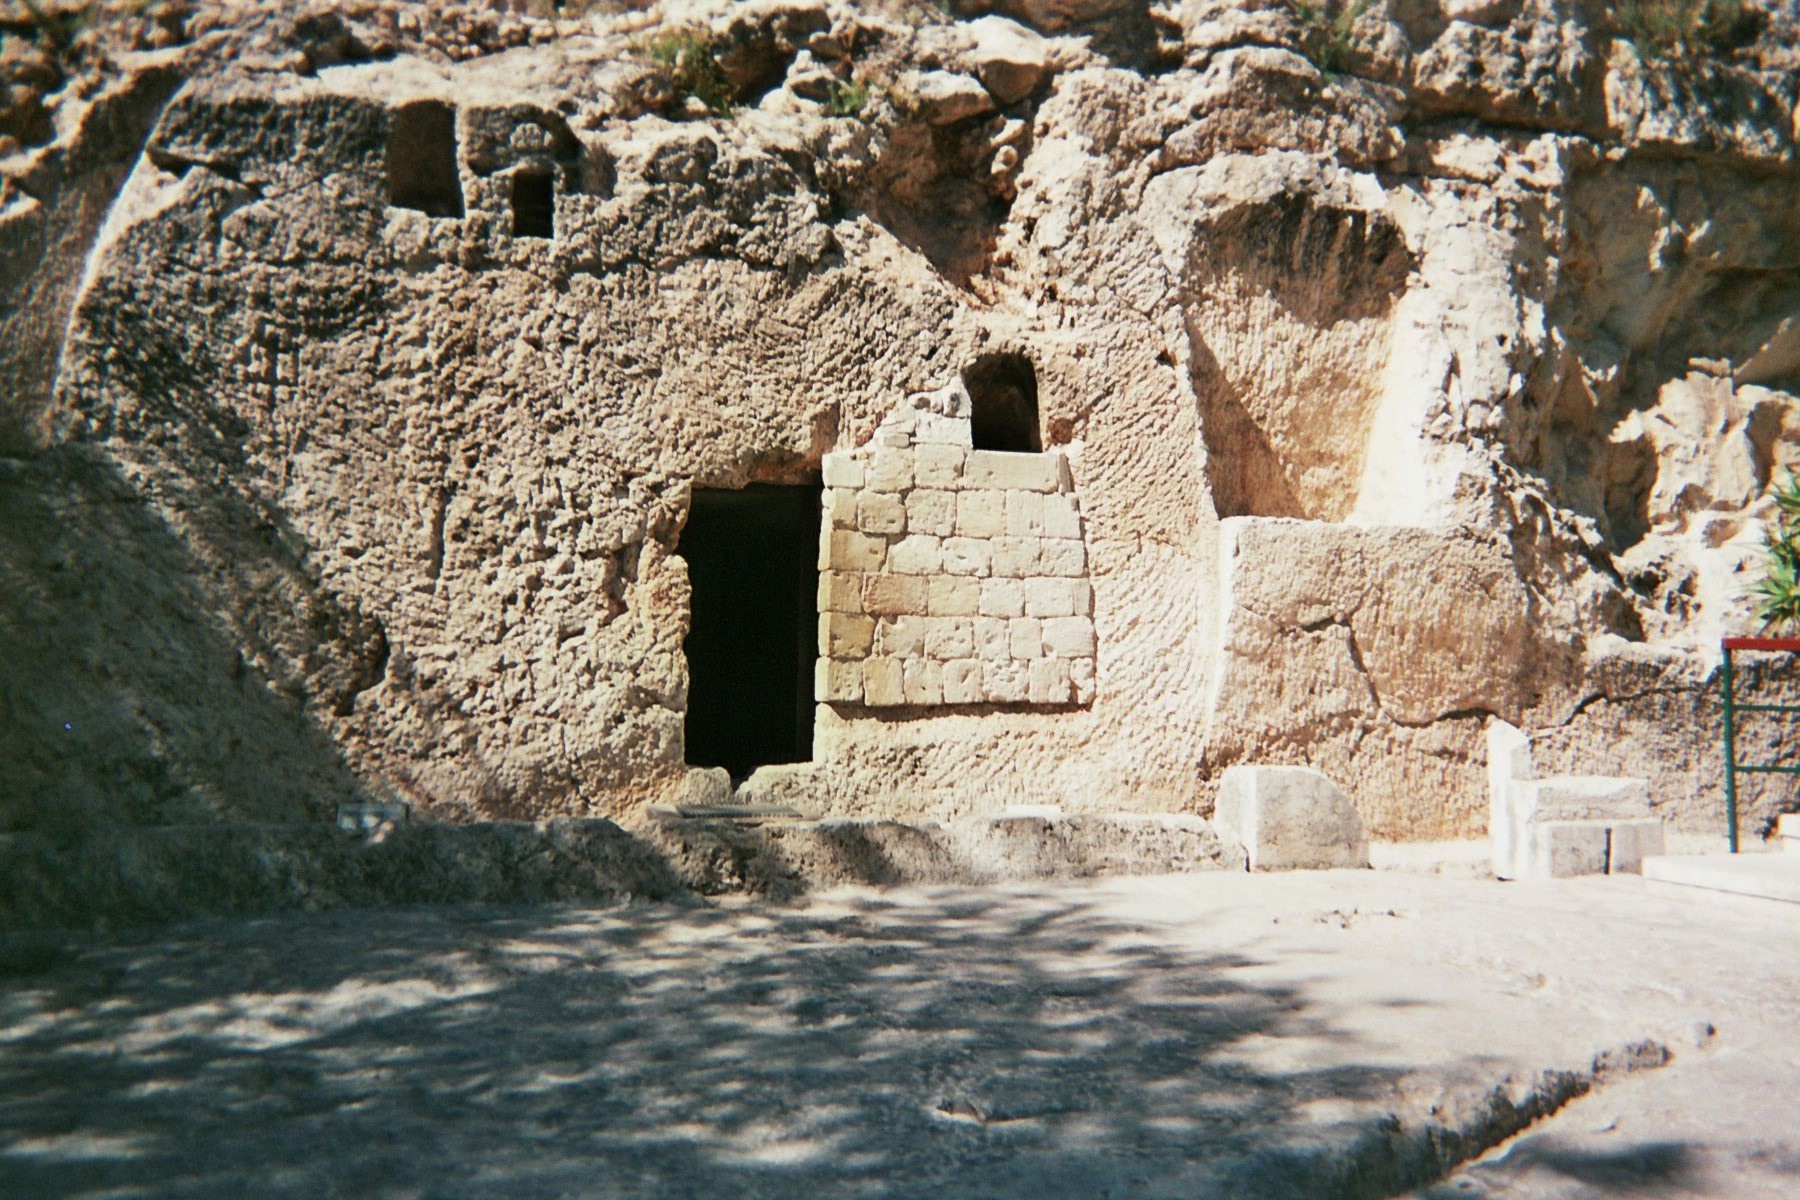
[814,394,1097,708]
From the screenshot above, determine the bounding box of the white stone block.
[822,529,885,573]
[818,571,863,613]
[869,448,913,491]
[1038,537,1086,577]
[877,615,927,657]
[1521,820,1611,880]
[942,536,992,577]
[956,491,1005,537]
[857,492,907,535]
[943,659,982,703]
[819,613,874,658]
[973,616,1009,660]
[1607,818,1665,874]
[1042,615,1096,658]
[915,443,965,489]
[1780,813,1800,851]
[924,617,975,660]
[1023,576,1080,618]
[863,657,904,706]
[1005,490,1045,536]
[979,577,1025,618]
[1028,656,1071,704]
[916,411,973,446]
[1041,493,1082,539]
[1008,617,1042,659]
[983,659,1029,703]
[862,574,929,616]
[821,453,864,489]
[888,534,944,575]
[815,657,862,703]
[903,659,944,705]
[1070,656,1096,703]
[1212,765,1371,872]
[906,489,957,537]
[928,576,980,616]
[965,450,1062,492]
[823,486,858,529]
[991,536,1039,577]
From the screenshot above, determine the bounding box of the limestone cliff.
[4,0,1799,841]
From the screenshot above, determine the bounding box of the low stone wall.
[0,813,1246,931]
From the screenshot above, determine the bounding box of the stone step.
[1642,852,1800,905]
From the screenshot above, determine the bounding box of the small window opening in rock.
[387,100,462,218]
[680,485,820,780]
[511,171,555,239]
[964,353,1042,453]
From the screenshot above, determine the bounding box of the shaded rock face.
[5,0,1800,843]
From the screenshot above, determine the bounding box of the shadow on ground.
[0,889,1660,1200]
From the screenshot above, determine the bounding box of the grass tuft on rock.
[1753,470,1800,635]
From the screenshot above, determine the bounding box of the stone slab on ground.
[2,872,1796,1199]
[1213,765,1370,871]
[1642,850,1800,905]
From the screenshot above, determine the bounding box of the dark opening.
[680,485,819,780]
[387,101,463,218]
[964,352,1041,452]
[511,171,555,239]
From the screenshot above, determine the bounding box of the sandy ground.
[0,869,1795,1199]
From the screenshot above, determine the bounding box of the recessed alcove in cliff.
[511,170,554,239]
[964,353,1041,453]
[1189,196,1412,521]
[387,100,463,218]
[680,485,820,779]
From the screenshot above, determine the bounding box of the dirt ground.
[1,869,1795,1199]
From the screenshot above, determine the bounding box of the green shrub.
[1287,0,1368,78]
[824,78,870,118]
[1753,470,1800,634]
[1614,0,1759,62]
[642,27,737,114]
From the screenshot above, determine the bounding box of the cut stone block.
[869,448,913,491]
[906,489,957,537]
[1780,812,1800,851]
[1028,656,1070,704]
[1042,615,1096,658]
[819,612,874,658]
[924,617,974,659]
[979,577,1025,618]
[822,529,885,573]
[903,658,944,704]
[973,617,1008,660]
[991,536,1039,577]
[1041,493,1082,538]
[862,574,928,616]
[956,491,1005,537]
[818,571,863,613]
[915,444,965,489]
[927,576,980,616]
[821,453,863,489]
[815,657,862,703]
[1212,765,1371,872]
[1009,617,1042,659]
[877,615,926,657]
[1070,656,1096,703]
[1005,490,1044,536]
[888,534,944,575]
[916,411,972,446]
[823,487,858,529]
[1488,718,1661,880]
[863,657,904,705]
[983,659,1029,703]
[1038,537,1086,577]
[942,536,992,576]
[965,449,1062,492]
[942,659,981,703]
[857,492,907,535]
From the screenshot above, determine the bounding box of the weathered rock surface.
[4,0,1800,874]
[1213,764,1371,871]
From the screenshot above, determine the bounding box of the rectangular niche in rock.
[387,100,463,218]
[680,485,821,780]
[511,170,555,239]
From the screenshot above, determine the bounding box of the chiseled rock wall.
[4,0,1800,847]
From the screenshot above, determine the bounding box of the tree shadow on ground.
[0,890,1664,1200]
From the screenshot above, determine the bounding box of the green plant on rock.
[641,26,737,115]
[1288,0,1368,78]
[1753,470,1800,634]
[824,77,871,118]
[1613,0,1759,62]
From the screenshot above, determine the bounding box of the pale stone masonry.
[814,392,1096,708]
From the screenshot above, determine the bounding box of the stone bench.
[1488,720,1664,880]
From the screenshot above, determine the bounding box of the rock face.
[4,0,1800,847]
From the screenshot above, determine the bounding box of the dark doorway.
[388,100,463,218]
[680,485,819,779]
[964,352,1041,452]
[511,170,555,239]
